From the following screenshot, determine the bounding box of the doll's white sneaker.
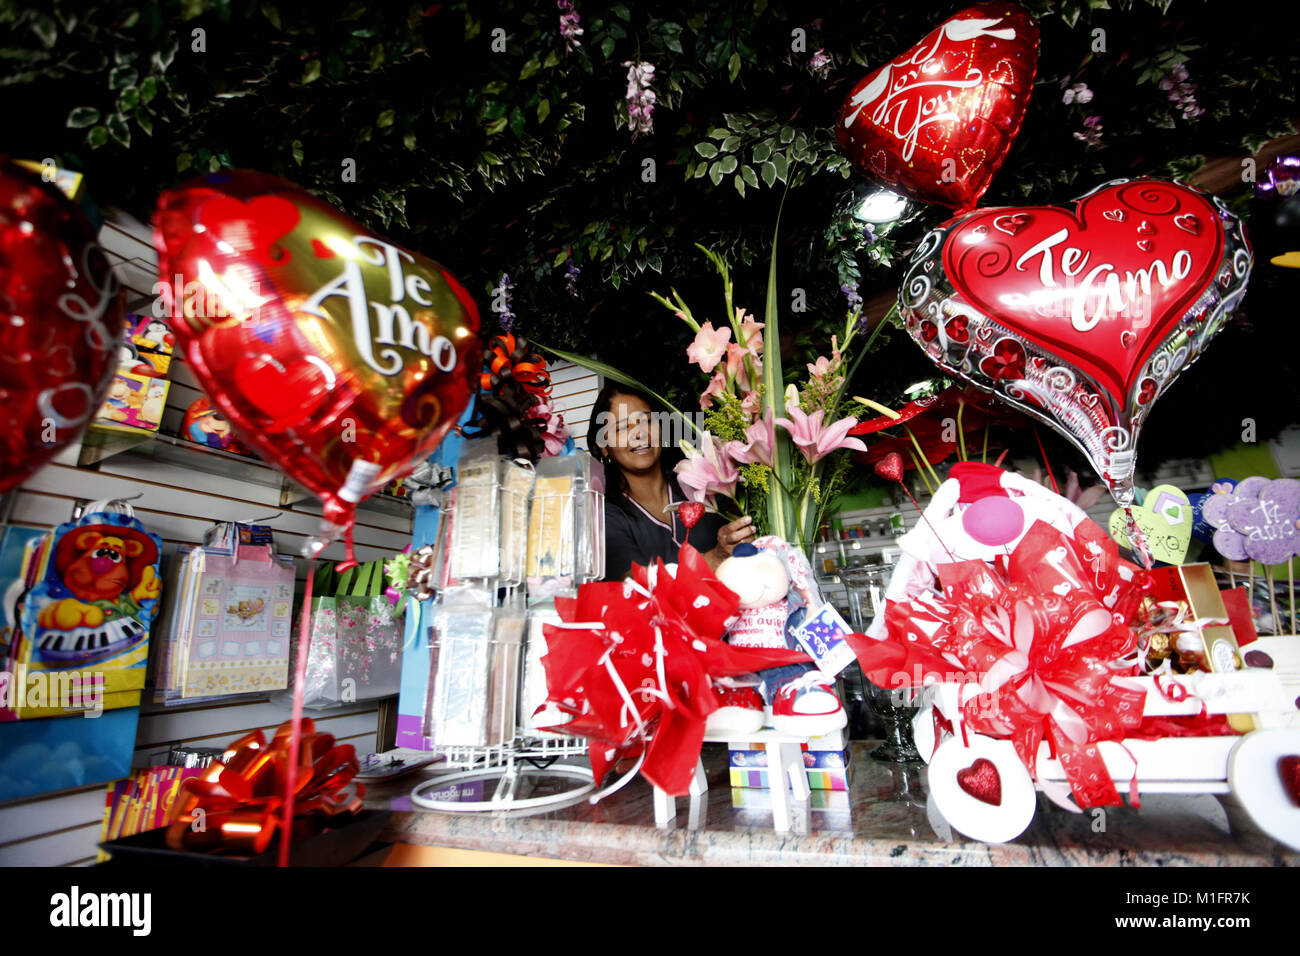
[771,672,847,738]
[705,677,766,736]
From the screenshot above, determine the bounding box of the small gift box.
[1147,563,1244,673]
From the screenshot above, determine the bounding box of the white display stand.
[651,730,814,833]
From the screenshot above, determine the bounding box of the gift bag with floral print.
[300,561,405,707]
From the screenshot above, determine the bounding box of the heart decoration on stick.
[1201,476,1300,565]
[874,452,905,484]
[678,502,705,530]
[154,170,482,566]
[836,2,1040,212]
[898,178,1252,507]
[1108,484,1192,565]
[956,757,1003,806]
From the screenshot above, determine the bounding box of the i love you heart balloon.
[153,171,481,564]
[899,179,1252,506]
[1,159,125,494]
[837,2,1039,212]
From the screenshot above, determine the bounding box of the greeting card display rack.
[410,445,607,815]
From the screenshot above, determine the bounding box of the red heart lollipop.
[874,452,905,484]
[956,757,1003,806]
[678,502,705,529]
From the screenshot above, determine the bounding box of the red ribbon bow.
[849,519,1154,809]
[166,718,364,855]
[540,545,810,795]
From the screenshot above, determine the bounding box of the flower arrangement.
[548,233,885,556]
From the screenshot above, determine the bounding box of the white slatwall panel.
[547,361,598,450]
[0,207,406,866]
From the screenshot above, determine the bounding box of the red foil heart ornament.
[678,502,705,529]
[0,160,125,494]
[1280,755,1300,808]
[898,179,1252,506]
[957,757,1003,806]
[836,2,1039,212]
[875,452,905,484]
[153,170,481,564]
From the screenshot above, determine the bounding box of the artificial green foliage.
[2,0,1296,464]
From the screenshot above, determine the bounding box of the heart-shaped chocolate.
[957,757,1003,806]
[836,3,1039,211]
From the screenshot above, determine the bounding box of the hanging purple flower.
[622,60,656,136]
[1073,114,1104,149]
[564,260,581,298]
[557,0,583,49]
[1061,82,1093,105]
[809,48,832,76]
[495,272,516,332]
[841,282,863,312]
[1159,62,1203,121]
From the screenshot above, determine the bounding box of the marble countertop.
[364,742,1299,866]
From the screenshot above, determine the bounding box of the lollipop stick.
[1289,559,1295,635]
[1267,567,1281,637]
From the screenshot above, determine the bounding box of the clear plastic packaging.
[526,452,605,599]
[499,460,536,587]
[486,609,527,747]
[519,603,570,739]
[448,439,502,580]
[424,605,495,747]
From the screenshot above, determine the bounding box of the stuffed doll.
[707,536,847,738]
[865,461,1091,638]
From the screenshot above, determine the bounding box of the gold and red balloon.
[0,159,125,494]
[153,171,481,564]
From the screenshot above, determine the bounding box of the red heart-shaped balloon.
[1280,755,1300,808]
[874,452,905,484]
[154,170,481,564]
[679,502,705,529]
[0,161,125,495]
[837,2,1039,212]
[956,757,1003,806]
[899,178,1252,505]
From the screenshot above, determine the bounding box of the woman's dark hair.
[587,381,684,516]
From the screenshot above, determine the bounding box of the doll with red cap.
[865,462,1091,638]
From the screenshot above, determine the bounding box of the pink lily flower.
[534,400,570,457]
[686,321,731,373]
[775,406,867,464]
[740,389,763,419]
[726,409,777,468]
[675,431,739,503]
[699,370,726,410]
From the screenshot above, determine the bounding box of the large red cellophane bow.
[540,544,811,795]
[847,519,1154,809]
[166,718,364,855]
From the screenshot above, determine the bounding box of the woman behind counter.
[586,383,754,580]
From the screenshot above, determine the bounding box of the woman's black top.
[604,481,725,579]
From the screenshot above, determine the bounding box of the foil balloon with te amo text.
[0,159,125,494]
[897,178,1252,507]
[153,170,481,564]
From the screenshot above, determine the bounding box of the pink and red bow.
[539,545,809,795]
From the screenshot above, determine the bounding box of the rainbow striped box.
[725,729,847,752]
[731,786,852,831]
[728,749,851,791]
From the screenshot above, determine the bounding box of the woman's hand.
[705,516,755,570]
